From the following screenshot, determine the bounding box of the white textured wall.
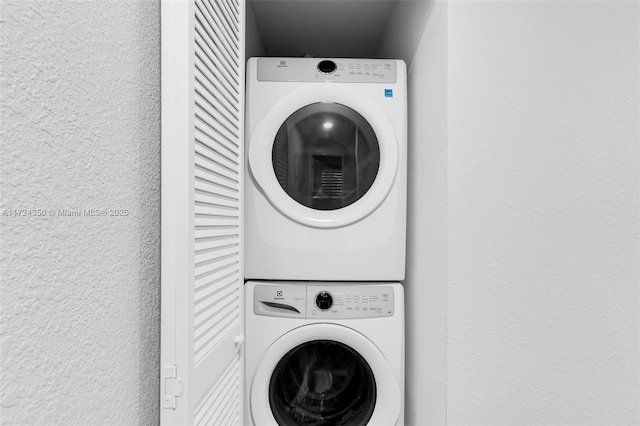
[379,2,448,424]
[0,1,161,424]
[447,1,639,424]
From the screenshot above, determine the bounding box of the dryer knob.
[315,292,333,310]
[317,60,337,74]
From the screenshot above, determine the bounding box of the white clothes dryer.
[245,57,407,281]
[245,281,405,426]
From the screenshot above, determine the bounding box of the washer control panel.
[257,57,397,83]
[307,285,394,319]
[254,283,395,319]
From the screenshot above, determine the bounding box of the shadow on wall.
[377,0,435,67]
[379,1,449,425]
[133,5,162,422]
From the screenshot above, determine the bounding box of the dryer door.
[250,324,401,426]
[248,85,398,228]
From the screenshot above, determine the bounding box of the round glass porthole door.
[272,103,380,211]
[269,340,377,426]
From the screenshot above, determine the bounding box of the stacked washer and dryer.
[244,57,407,426]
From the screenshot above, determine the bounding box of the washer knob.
[315,292,333,310]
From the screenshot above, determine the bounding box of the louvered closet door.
[161,0,245,424]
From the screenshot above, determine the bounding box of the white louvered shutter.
[161,0,245,424]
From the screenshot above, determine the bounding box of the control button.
[317,60,337,74]
[315,291,333,310]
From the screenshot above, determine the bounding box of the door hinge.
[162,365,183,409]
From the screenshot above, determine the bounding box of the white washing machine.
[245,281,404,426]
[245,57,407,281]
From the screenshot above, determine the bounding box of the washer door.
[249,85,399,228]
[250,324,401,426]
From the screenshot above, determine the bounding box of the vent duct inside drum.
[313,155,344,209]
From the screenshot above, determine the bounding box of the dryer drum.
[269,340,377,426]
[271,102,380,211]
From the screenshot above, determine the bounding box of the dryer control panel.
[254,282,395,319]
[257,57,398,83]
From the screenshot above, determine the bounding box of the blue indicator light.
[384,89,393,98]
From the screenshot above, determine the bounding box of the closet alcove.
[244,1,448,424]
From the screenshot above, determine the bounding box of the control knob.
[315,292,333,311]
[317,60,337,74]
